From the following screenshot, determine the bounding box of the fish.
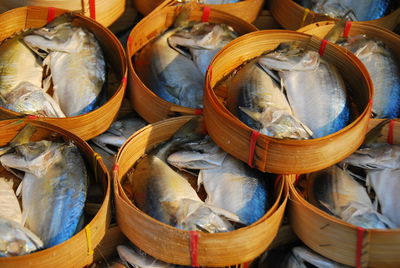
[167,137,268,225]
[0,32,43,97]
[0,216,43,257]
[117,245,174,268]
[341,37,400,118]
[0,177,22,225]
[23,14,106,116]
[229,59,312,139]
[288,246,350,268]
[127,117,239,233]
[306,165,395,229]
[303,0,391,21]
[0,81,65,117]
[259,45,350,138]
[91,116,147,155]
[0,133,88,247]
[168,22,238,75]
[367,168,400,228]
[138,27,204,108]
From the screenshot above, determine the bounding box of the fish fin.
[91,140,117,155]
[256,62,281,84]
[363,119,391,146]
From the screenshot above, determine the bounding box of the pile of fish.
[0,125,88,256]
[126,117,269,233]
[298,0,392,21]
[0,14,106,117]
[302,121,400,229]
[137,13,238,108]
[90,115,147,170]
[229,42,350,139]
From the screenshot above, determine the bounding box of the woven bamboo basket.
[0,6,127,140]
[127,4,257,123]
[133,0,263,22]
[268,0,400,31]
[204,30,373,174]
[113,116,288,267]
[0,0,125,27]
[0,118,111,268]
[287,119,400,267]
[298,20,400,59]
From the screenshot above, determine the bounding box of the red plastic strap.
[26,115,39,120]
[112,164,119,172]
[47,7,56,23]
[319,39,328,56]
[128,36,133,52]
[201,6,211,22]
[248,130,260,168]
[343,21,352,38]
[355,227,365,268]
[122,77,127,85]
[387,119,395,145]
[243,262,249,268]
[189,231,200,267]
[194,109,203,115]
[89,0,96,20]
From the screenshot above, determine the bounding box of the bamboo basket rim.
[114,115,286,236]
[288,119,400,234]
[0,6,127,119]
[0,118,111,260]
[205,29,373,145]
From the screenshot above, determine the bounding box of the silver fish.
[167,137,268,225]
[23,15,106,116]
[0,177,22,225]
[0,81,65,117]
[259,48,350,138]
[288,246,350,268]
[0,139,88,248]
[168,22,238,75]
[0,32,43,97]
[117,245,174,268]
[307,0,390,21]
[139,29,204,108]
[229,60,312,139]
[307,165,395,229]
[342,37,400,118]
[91,117,147,155]
[127,118,239,232]
[0,216,43,257]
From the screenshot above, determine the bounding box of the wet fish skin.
[0,81,65,117]
[23,16,106,116]
[0,216,43,257]
[307,0,390,21]
[140,29,204,108]
[0,141,88,247]
[307,165,395,229]
[0,177,22,225]
[0,32,43,97]
[290,246,350,268]
[259,50,350,138]
[230,60,312,139]
[168,22,238,75]
[343,38,400,119]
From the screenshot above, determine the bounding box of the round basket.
[133,0,263,22]
[287,119,400,267]
[126,4,257,123]
[113,116,288,267]
[204,30,373,174]
[0,6,127,140]
[268,0,400,31]
[0,0,125,27]
[0,118,111,268]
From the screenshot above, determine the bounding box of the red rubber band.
[319,39,328,56]
[189,231,200,267]
[89,0,96,20]
[112,164,119,172]
[248,130,260,168]
[388,120,395,145]
[201,6,211,22]
[194,109,203,115]
[243,262,249,268]
[26,115,38,120]
[128,36,133,52]
[122,77,127,85]
[47,7,56,23]
[355,227,365,268]
[343,21,352,38]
